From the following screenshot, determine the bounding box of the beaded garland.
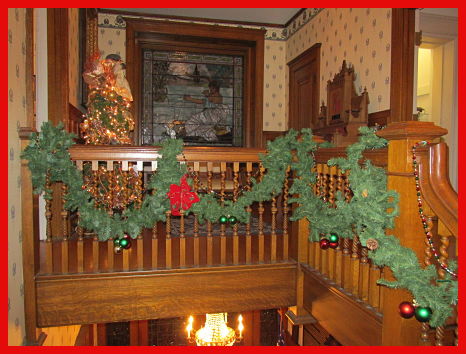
[411,141,458,278]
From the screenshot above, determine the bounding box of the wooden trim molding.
[99,8,286,28]
[125,18,264,148]
[389,8,416,123]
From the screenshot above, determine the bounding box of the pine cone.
[366,238,379,250]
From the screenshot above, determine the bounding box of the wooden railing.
[376,122,458,346]
[306,152,387,312]
[21,121,457,344]
[39,145,294,276]
[415,142,458,346]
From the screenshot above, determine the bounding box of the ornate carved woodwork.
[314,60,369,146]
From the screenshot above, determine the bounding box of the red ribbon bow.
[167,175,200,216]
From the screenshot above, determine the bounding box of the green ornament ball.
[329,233,339,243]
[219,215,228,224]
[119,238,131,249]
[228,216,238,224]
[414,306,432,322]
[113,238,120,246]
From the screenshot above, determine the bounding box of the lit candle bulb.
[186,316,194,338]
[238,314,244,338]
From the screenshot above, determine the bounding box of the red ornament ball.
[399,301,415,319]
[319,238,330,250]
[329,241,338,249]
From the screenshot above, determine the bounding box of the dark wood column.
[389,8,416,123]
[47,8,69,126]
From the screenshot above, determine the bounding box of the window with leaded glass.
[141,50,244,147]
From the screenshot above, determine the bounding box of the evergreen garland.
[22,122,457,327]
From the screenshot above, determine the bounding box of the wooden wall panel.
[36,263,296,327]
[302,265,382,346]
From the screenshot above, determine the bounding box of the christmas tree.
[81,53,134,144]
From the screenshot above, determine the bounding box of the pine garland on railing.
[22,122,457,327]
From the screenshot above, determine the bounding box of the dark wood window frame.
[125,18,265,148]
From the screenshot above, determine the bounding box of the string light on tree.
[81,53,134,145]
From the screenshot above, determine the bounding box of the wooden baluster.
[454,310,458,346]
[344,171,352,203]
[245,163,252,264]
[137,232,143,270]
[431,217,447,346]
[44,174,53,274]
[327,165,337,280]
[359,247,370,301]
[258,164,265,263]
[179,209,186,268]
[341,237,351,289]
[315,164,325,273]
[420,216,434,345]
[320,165,330,275]
[151,223,158,269]
[350,233,360,296]
[165,210,172,269]
[282,166,290,261]
[233,162,240,265]
[76,214,84,273]
[92,233,99,273]
[60,184,69,273]
[270,197,277,264]
[90,163,99,273]
[135,167,144,270]
[368,263,382,309]
[75,163,85,274]
[193,163,200,267]
[107,211,114,272]
[308,166,318,270]
[334,168,344,286]
[321,165,329,202]
[220,162,227,265]
[206,163,213,266]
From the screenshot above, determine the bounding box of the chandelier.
[186,313,243,346]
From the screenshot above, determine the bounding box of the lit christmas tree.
[81,53,134,144]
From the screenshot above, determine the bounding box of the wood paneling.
[302,265,382,346]
[36,263,296,327]
[288,43,321,130]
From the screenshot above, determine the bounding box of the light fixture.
[186,313,243,346]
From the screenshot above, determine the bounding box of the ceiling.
[102,8,302,26]
[420,8,458,17]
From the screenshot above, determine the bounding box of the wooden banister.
[314,147,388,167]
[69,145,266,162]
[376,121,451,346]
[416,143,458,238]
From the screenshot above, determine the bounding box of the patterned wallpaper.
[97,9,391,131]
[286,8,392,115]
[8,7,27,346]
[69,8,80,107]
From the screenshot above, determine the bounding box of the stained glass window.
[141,49,244,146]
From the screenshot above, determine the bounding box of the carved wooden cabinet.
[314,60,369,146]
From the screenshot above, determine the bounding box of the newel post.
[376,121,447,346]
[19,128,43,344]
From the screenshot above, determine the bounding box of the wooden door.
[287,43,321,130]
